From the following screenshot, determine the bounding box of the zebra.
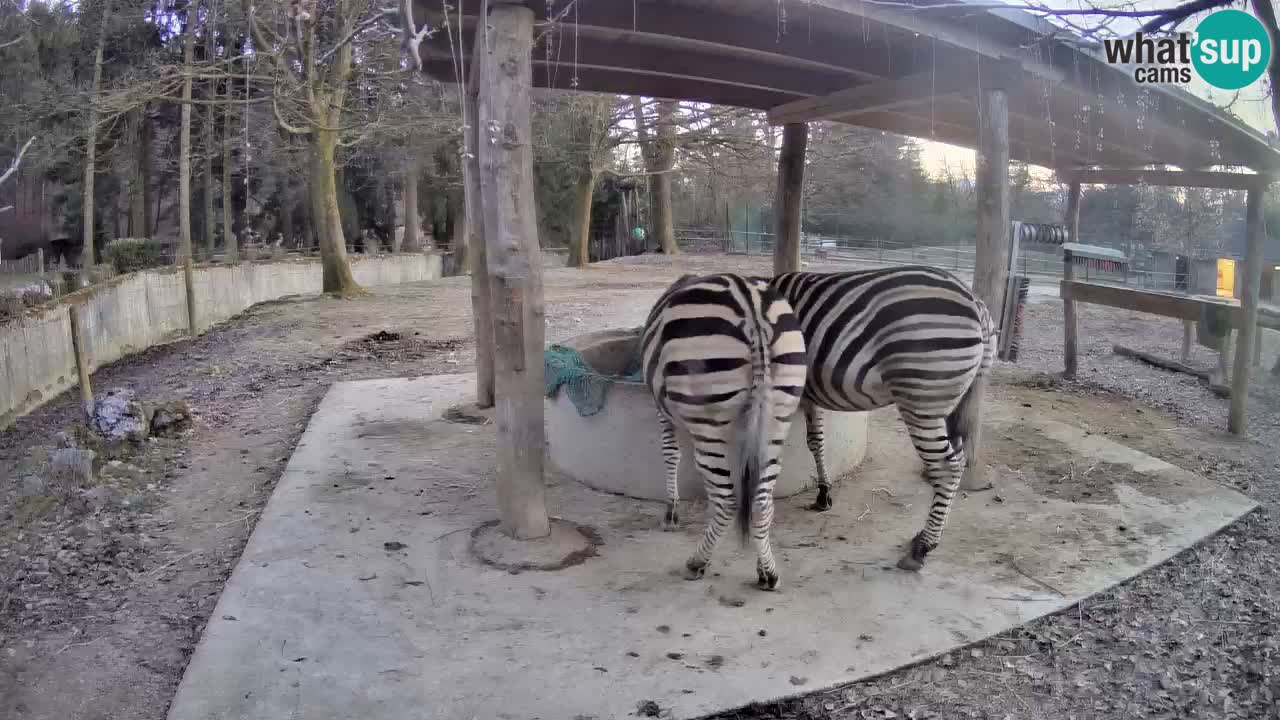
[767,266,999,572]
[640,272,809,590]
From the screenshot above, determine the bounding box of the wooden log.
[1062,181,1081,378]
[477,1,551,540]
[772,122,807,274]
[964,87,1010,492]
[1230,185,1267,434]
[68,304,94,419]
[464,28,496,408]
[1112,344,1229,397]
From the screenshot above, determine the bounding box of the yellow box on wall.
[1217,258,1236,298]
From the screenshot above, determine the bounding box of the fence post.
[184,258,198,337]
[68,304,94,420]
[37,248,44,277]
[1062,181,1082,379]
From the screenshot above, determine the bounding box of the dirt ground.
[2,253,1278,720]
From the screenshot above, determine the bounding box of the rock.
[47,447,97,493]
[19,475,47,497]
[91,388,150,444]
[150,400,194,438]
[71,486,113,515]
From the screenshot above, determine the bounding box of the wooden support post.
[183,258,197,337]
[1229,185,1267,434]
[772,122,808,274]
[1062,182,1081,378]
[1254,325,1263,367]
[964,86,1010,491]
[68,304,94,419]
[1181,319,1193,364]
[464,28,495,408]
[477,1,551,540]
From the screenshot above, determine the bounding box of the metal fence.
[702,226,1189,291]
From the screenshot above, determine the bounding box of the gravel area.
[2,251,1278,720]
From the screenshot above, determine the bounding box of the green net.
[544,344,645,416]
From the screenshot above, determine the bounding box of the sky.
[913,0,1277,179]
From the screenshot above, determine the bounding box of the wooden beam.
[773,123,808,273]
[964,86,1010,492]
[423,23,862,100]
[1230,187,1266,434]
[767,73,942,125]
[768,59,1021,125]
[1062,182,1081,379]
[972,88,1011,329]
[464,27,495,408]
[417,57,803,111]
[1060,281,1203,320]
[1056,168,1273,192]
[477,1,550,540]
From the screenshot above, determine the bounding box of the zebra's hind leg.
[658,413,681,531]
[896,414,964,572]
[683,429,737,580]
[752,406,792,590]
[803,402,834,511]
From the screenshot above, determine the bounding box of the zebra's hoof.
[810,486,833,512]
[684,558,707,581]
[663,506,679,531]
[896,554,924,572]
[897,532,935,572]
[757,568,781,591]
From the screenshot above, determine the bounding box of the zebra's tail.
[946,300,999,466]
[737,290,773,546]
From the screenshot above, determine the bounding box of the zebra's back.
[641,273,806,420]
[770,266,994,416]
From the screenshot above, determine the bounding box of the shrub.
[105,238,166,274]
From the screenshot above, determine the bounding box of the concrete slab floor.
[166,374,1257,720]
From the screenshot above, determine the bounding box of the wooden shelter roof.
[411,0,1280,175]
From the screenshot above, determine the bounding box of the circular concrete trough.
[545,327,869,502]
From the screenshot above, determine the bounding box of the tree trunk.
[177,0,197,265]
[651,100,679,255]
[567,167,595,268]
[203,109,216,259]
[465,31,494,407]
[311,127,362,295]
[81,0,113,269]
[477,2,549,540]
[402,153,418,252]
[300,184,315,254]
[281,186,294,251]
[141,105,154,237]
[222,96,236,259]
[128,109,147,237]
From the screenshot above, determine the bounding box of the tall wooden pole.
[465,28,495,408]
[477,1,550,540]
[973,88,1011,329]
[964,86,1010,491]
[772,122,808,274]
[1062,181,1082,378]
[1229,184,1268,434]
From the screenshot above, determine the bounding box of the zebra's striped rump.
[769,266,998,571]
[640,272,808,590]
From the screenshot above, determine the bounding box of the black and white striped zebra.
[768,266,999,571]
[640,272,809,590]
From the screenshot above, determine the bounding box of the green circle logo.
[1192,9,1272,90]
